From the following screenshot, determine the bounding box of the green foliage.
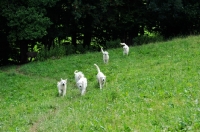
[2,5,53,42]
[106,39,121,49]
[37,39,122,60]
[65,44,75,55]
[147,0,200,37]
[1,35,200,131]
[1,0,200,65]
[0,0,59,64]
[37,44,67,61]
[133,34,164,45]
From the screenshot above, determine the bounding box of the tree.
[1,0,58,64]
[146,0,200,37]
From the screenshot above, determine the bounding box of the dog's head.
[103,51,109,55]
[100,76,106,84]
[77,81,84,89]
[78,74,84,79]
[77,82,83,89]
[60,78,67,86]
[75,71,84,78]
[77,78,87,89]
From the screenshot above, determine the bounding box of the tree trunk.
[130,25,139,45]
[72,32,77,48]
[0,34,10,65]
[83,32,91,49]
[19,40,28,64]
[83,15,92,48]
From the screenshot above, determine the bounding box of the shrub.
[65,44,75,55]
[106,39,121,49]
[133,34,164,45]
[37,44,67,61]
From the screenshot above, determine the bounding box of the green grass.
[0,35,200,131]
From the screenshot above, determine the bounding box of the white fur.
[120,43,129,55]
[74,70,85,83]
[94,64,106,89]
[101,48,109,63]
[76,77,87,95]
[57,78,67,96]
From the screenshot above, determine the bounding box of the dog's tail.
[74,70,78,74]
[120,43,127,46]
[94,64,101,73]
[101,47,104,54]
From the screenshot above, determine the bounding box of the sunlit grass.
[0,35,200,131]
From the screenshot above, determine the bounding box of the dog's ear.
[65,79,67,82]
[61,78,63,80]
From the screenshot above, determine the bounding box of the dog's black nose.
[62,84,65,86]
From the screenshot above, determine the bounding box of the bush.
[37,44,67,61]
[65,44,75,55]
[133,35,164,45]
[106,39,121,49]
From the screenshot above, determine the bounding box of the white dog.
[101,47,109,63]
[57,78,67,96]
[120,43,129,55]
[94,64,106,89]
[74,70,85,83]
[76,77,87,95]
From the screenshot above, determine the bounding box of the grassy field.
[0,35,200,131]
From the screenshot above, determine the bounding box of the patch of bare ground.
[29,107,58,132]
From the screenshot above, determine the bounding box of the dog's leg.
[99,81,102,89]
[98,79,101,89]
[81,89,85,95]
[63,88,66,96]
[103,57,106,63]
[58,89,62,96]
[81,81,86,95]
[106,59,108,63]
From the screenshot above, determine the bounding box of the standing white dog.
[74,70,85,83]
[101,47,109,64]
[120,43,129,55]
[57,78,67,96]
[76,77,87,95]
[94,64,106,89]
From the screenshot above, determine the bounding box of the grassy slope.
[0,35,200,131]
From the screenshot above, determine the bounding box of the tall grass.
[0,35,200,131]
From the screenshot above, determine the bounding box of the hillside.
[0,35,200,131]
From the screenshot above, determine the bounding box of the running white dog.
[74,70,85,83]
[120,43,129,55]
[94,64,106,89]
[101,47,109,63]
[57,78,67,96]
[76,77,87,95]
